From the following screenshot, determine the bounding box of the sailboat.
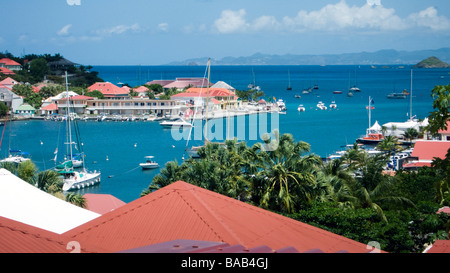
[356,96,384,144]
[56,71,101,192]
[286,70,292,91]
[0,109,31,164]
[185,59,213,159]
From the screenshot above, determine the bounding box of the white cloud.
[407,6,450,31]
[214,9,249,33]
[158,23,169,32]
[283,0,406,32]
[96,23,142,36]
[213,1,450,35]
[57,24,72,36]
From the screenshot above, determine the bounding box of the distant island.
[413,56,450,68]
[167,48,450,66]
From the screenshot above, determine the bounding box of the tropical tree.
[403,128,419,142]
[346,154,415,222]
[35,170,62,194]
[428,84,450,134]
[377,135,401,153]
[65,192,87,208]
[17,160,38,185]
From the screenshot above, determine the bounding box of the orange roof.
[425,240,450,253]
[88,82,130,96]
[438,121,450,134]
[134,86,149,93]
[411,141,450,161]
[59,95,94,101]
[0,216,103,253]
[0,58,21,66]
[0,77,18,86]
[0,67,15,75]
[83,194,126,215]
[64,181,373,253]
[41,103,58,111]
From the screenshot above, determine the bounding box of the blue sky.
[2,0,450,65]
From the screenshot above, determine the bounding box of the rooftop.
[64,180,372,253]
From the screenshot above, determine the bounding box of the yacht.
[139,156,159,169]
[297,105,305,112]
[316,101,327,110]
[160,118,193,128]
[330,101,337,109]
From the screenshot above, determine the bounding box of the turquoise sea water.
[1,65,449,202]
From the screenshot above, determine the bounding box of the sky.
[1,0,450,65]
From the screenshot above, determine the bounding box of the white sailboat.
[185,59,212,159]
[0,110,31,164]
[57,71,101,192]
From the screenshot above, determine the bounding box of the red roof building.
[438,121,450,141]
[64,181,374,253]
[88,82,130,98]
[424,240,450,253]
[403,140,450,169]
[0,67,15,75]
[0,58,22,71]
[83,194,126,215]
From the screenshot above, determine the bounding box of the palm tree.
[347,154,415,222]
[403,128,419,143]
[255,132,319,213]
[65,192,87,208]
[377,135,400,153]
[35,170,62,194]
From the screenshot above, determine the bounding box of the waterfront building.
[87,82,130,99]
[85,97,185,117]
[171,87,239,111]
[146,77,212,92]
[56,95,95,115]
[15,104,36,117]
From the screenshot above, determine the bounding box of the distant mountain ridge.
[167,48,450,66]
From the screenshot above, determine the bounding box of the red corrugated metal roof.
[83,193,126,215]
[64,181,375,253]
[425,240,450,253]
[411,141,450,161]
[0,216,104,253]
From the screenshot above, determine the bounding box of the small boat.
[0,150,31,164]
[347,90,354,97]
[329,101,337,109]
[160,118,193,128]
[139,156,159,169]
[276,99,287,111]
[316,101,327,110]
[294,94,301,99]
[297,105,305,112]
[387,92,407,99]
[349,86,360,92]
[333,91,343,94]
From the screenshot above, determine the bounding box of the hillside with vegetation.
[414,56,450,68]
[0,52,103,86]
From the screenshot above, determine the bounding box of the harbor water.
[1,65,449,202]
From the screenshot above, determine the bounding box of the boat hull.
[62,171,101,191]
[139,163,159,169]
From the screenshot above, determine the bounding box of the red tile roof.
[411,141,450,161]
[41,103,58,111]
[88,82,130,97]
[0,77,18,86]
[59,95,94,101]
[83,194,126,215]
[0,58,21,66]
[64,181,374,253]
[0,216,104,253]
[425,240,450,253]
[438,121,450,134]
[0,67,15,75]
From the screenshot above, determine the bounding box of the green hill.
[414,56,450,68]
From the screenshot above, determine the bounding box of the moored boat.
[139,156,159,169]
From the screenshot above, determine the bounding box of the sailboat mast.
[410,69,413,120]
[204,58,211,142]
[65,71,73,163]
[369,96,372,129]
